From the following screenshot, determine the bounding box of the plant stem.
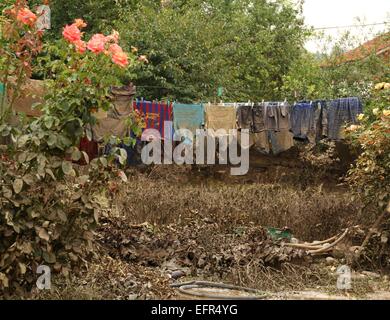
[0,55,12,122]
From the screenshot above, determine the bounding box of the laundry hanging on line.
[133,100,173,139]
[236,102,294,155]
[87,94,364,165]
[205,104,236,137]
[173,103,204,143]
[328,97,363,140]
[291,97,363,142]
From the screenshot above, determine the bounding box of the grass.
[25,162,386,300]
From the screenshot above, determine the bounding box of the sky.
[302,0,390,52]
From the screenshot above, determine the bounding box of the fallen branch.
[171,280,269,300]
[283,243,325,250]
[308,228,349,255]
[283,235,339,250]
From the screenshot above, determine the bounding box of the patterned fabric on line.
[328,97,363,140]
[133,100,173,139]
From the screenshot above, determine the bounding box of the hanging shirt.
[312,100,329,140]
[133,100,173,139]
[92,118,130,142]
[237,105,253,130]
[252,104,266,133]
[328,97,363,140]
[205,104,236,136]
[277,102,291,131]
[264,102,279,131]
[269,130,294,155]
[173,103,204,138]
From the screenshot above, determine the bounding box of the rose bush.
[0,2,141,296]
[38,18,137,136]
[0,0,43,122]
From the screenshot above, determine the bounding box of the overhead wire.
[313,22,388,30]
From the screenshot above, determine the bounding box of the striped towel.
[133,100,173,139]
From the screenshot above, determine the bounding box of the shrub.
[0,0,43,122]
[345,83,390,211]
[0,3,139,296]
[0,145,124,295]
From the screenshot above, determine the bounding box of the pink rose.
[87,34,107,54]
[74,40,87,54]
[108,44,124,55]
[112,51,129,68]
[108,44,128,67]
[17,7,37,26]
[62,24,81,43]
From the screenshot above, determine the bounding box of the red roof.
[340,32,390,64]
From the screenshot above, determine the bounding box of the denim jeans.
[291,102,314,140]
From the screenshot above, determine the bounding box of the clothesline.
[133,96,362,109]
[131,97,363,144]
[80,97,363,164]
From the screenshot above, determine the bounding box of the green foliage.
[281,31,389,103]
[45,0,137,39]
[365,82,390,119]
[0,0,43,122]
[0,121,126,295]
[36,38,136,138]
[115,0,308,102]
[346,85,390,211]
[318,32,389,102]
[281,50,329,101]
[0,3,138,295]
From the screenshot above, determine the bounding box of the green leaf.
[71,148,82,161]
[77,175,89,185]
[45,169,57,181]
[44,117,54,129]
[82,151,90,164]
[2,186,13,199]
[17,135,29,148]
[99,157,108,167]
[17,152,27,163]
[62,161,73,175]
[47,134,57,147]
[23,174,35,185]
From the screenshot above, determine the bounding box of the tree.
[280,50,329,101]
[115,0,308,102]
[44,0,138,38]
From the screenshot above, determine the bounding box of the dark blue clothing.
[291,101,315,141]
[328,97,363,140]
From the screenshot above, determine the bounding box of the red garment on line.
[78,137,99,165]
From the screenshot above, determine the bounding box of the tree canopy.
[45,0,308,102]
[116,0,308,102]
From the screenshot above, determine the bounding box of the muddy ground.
[33,147,390,300]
